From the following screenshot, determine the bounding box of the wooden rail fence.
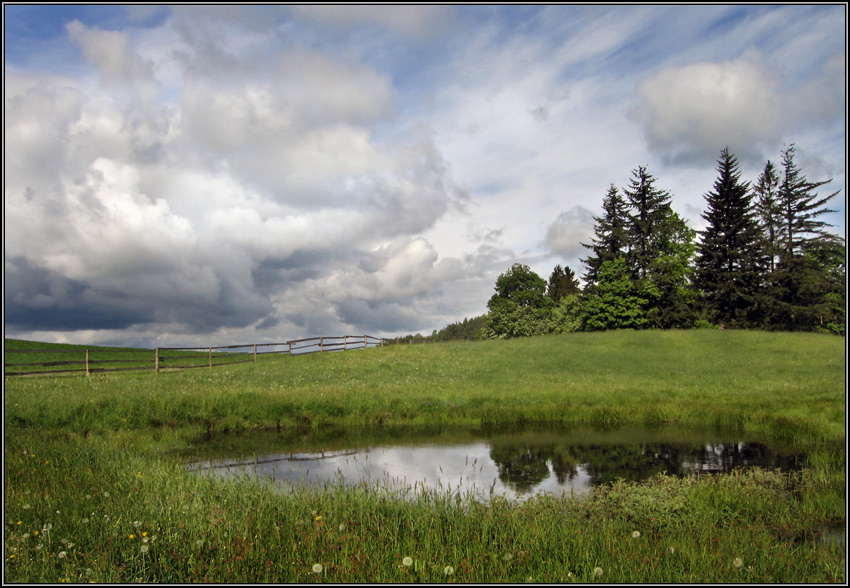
[4,335,387,377]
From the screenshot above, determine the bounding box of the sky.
[3,4,846,348]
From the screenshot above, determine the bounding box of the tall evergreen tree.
[776,144,840,258]
[581,184,629,287]
[765,145,842,331]
[694,148,766,327]
[753,160,782,273]
[623,166,674,281]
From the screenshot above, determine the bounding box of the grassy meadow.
[3,330,846,583]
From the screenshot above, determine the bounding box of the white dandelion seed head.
[632,530,641,538]
[402,557,413,567]
[733,557,744,568]
[312,563,323,574]
[58,551,67,559]
[444,566,455,576]
[140,545,149,554]
[594,567,604,577]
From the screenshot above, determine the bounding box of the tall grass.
[4,330,845,583]
[3,430,845,584]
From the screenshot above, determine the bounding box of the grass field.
[3,330,846,583]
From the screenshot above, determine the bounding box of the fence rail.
[4,335,387,377]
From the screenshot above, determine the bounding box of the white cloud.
[631,53,784,165]
[544,207,596,259]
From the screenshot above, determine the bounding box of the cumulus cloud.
[631,53,784,165]
[3,9,470,344]
[544,207,596,259]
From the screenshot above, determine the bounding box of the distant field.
[3,338,252,376]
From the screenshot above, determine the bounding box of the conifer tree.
[623,167,674,280]
[547,264,581,302]
[766,145,843,331]
[581,184,629,287]
[776,144,840,257]
[753,160,782,273]
[694,148,766,327]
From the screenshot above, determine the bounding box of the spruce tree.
[753,160,782,273]
[694,148,766,327]
[623,166,674,280]
[776,144,840,257]
[766,145,842,331]
[581,184,629,287]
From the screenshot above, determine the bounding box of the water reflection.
[186,426,805,501]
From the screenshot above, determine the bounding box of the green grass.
[4,330,846,583]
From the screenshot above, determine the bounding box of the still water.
[186,425,806,501]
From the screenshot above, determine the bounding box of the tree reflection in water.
[489,441,803,494]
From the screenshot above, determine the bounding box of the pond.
[185,424,807,501]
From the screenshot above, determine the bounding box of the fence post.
[85,349,90,377]
[253,344,257,364]
[320,337,324,353]
[155,348,159,373]
[209,347,213,368]
[288,340,292,355]
[344,336,348,351]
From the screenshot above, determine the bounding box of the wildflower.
[733,557,744,568]
[129,534,135,540]
[140,545,149,554]
[58,551,67,559]
[402,557,413,567]
[593,567,604,577]
[23,504,31,510]
[314,515,322,521]
[443,566,455,576]
[141,532,147,537]
[632,531,641,539]
[312,563,323,575]
[142,537,149,544]
[338,524,346,532]
[133,521,142,529]
[103,492,110,498]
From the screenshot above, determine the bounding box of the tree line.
[425,145,844,341]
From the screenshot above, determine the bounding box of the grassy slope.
[4,330,845,441]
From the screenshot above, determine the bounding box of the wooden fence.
[4,335,387,377]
